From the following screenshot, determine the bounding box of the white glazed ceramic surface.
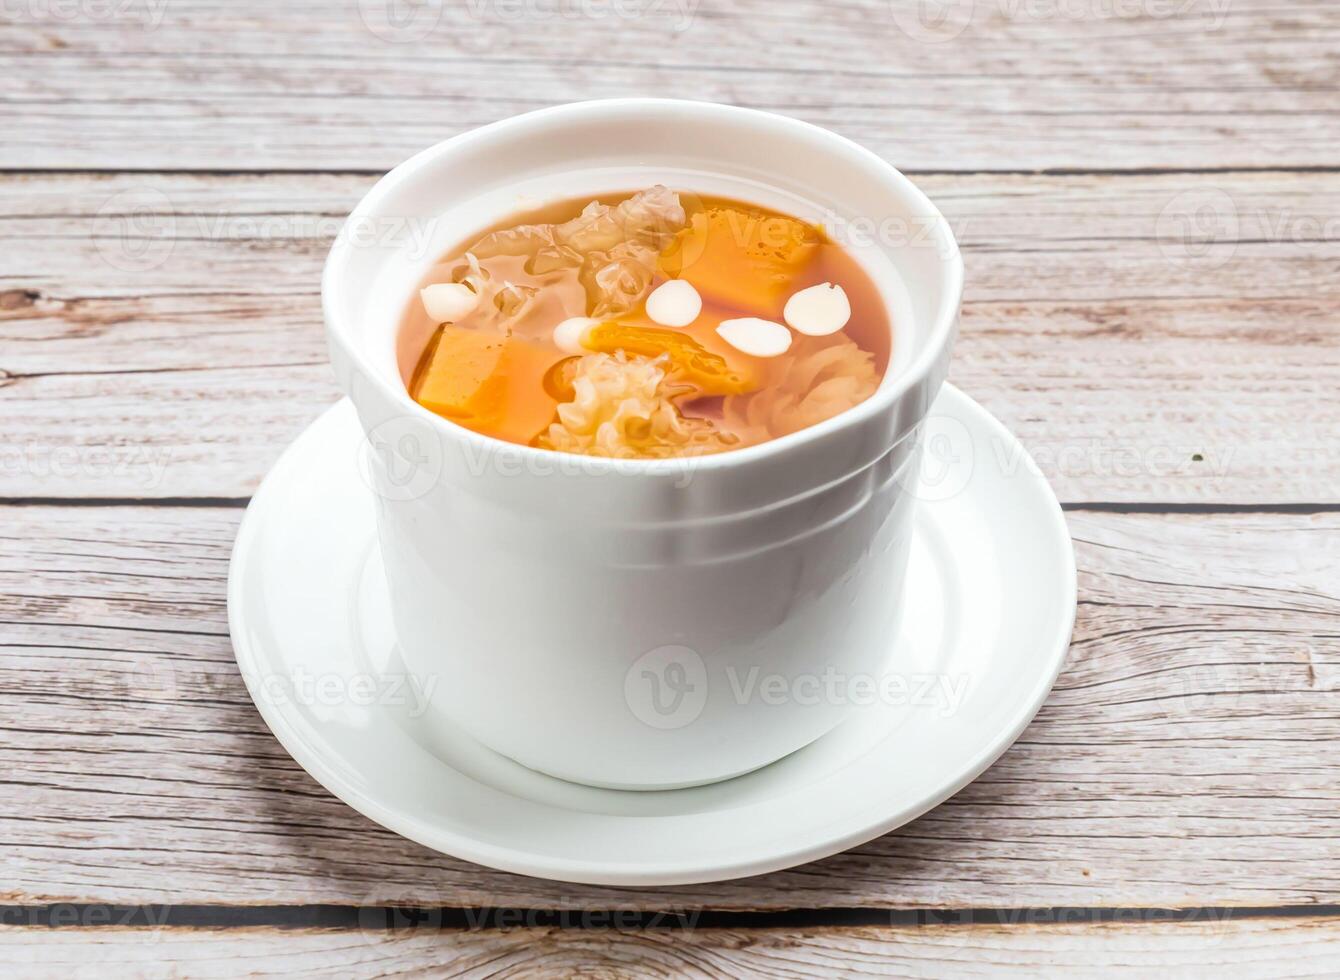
[322,100,963,789]
[227,388,1076,885]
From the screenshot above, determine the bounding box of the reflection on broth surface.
[404,187,892,459]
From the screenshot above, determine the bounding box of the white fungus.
[783,283,851,336]
[716,317,793,358]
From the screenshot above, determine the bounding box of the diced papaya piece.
[584,321,757,397]
[491,339,568,445]
[413,326,508,421]
[658,207,820,311]
[412,326,566,443]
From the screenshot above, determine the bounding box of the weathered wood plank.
[1,505,1336,908]
[3,0,1337,171]
[3,918,1340,978]
[2,171,1336,502]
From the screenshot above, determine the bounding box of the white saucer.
[228,384,1075,886]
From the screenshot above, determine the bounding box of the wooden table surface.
[4,0,1338,975]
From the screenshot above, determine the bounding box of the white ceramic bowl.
[323,99,963,790]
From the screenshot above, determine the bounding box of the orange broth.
[402,190,892,458]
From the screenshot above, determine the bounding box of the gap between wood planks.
[2,904,1339,930]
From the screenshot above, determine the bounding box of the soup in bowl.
[324,100,962,790]
[404,187,893,459]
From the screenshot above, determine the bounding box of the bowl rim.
[323,97,964,475]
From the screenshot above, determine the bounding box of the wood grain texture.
[3,918,1340,978]
[4,0,1337,968]
[3,171,1337,502]
[2,505,1336,908]
[4,0,1338,171]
